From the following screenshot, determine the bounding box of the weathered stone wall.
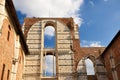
[23,18,108,80]
[57,21,72,51]
[56,20,74,79]
[23,18,75,80]
[23,18,115,80]
[95,59,108,80]
[58,52,74,80]
[23,21,42,80]
[23,55,40,80]
[26,21,41,53]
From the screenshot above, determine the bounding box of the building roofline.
[101,30,120,57]
[24,17,74,19]
[5,0,29,55]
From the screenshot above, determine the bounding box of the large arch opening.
[43,53,56,77]
[44,26,55,48]
[77,58,87,79]
[85,58,95,75]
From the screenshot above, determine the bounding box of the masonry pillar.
[11,35,20,80]
[55,20,59,79]
[40,21,44,79]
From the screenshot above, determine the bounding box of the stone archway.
[76,55,109,80]
[85,55,97,80]
[77,55,97,80]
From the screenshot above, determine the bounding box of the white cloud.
[89,42,102,47]
[44,55,56,74]
[44,26,55,37]
[13,0,83,25]
[81,40,104,47]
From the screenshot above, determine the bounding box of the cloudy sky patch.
[13,0,83,25]
[80,40,104,47]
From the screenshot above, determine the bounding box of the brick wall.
[112,36,120,80]
[0,19,14,80]
[0,18,26,80]
[102,31,120,80]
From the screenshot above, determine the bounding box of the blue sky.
[14,0,120,47]
[80,0,120,46]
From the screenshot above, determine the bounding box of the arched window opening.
[44,26,55,48]
[43,54,56,76]
[85,58,95,75]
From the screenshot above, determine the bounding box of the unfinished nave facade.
[22,18,107,80]
[0,0,120,80]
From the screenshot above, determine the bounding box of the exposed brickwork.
[73,41,105,70]
[23,18,74,39]
[103,54,113,80]
[0,18,27,80]
[102,31,120,80]
[0,19,14,80]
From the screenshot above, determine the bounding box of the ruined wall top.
[23,17,75,39]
